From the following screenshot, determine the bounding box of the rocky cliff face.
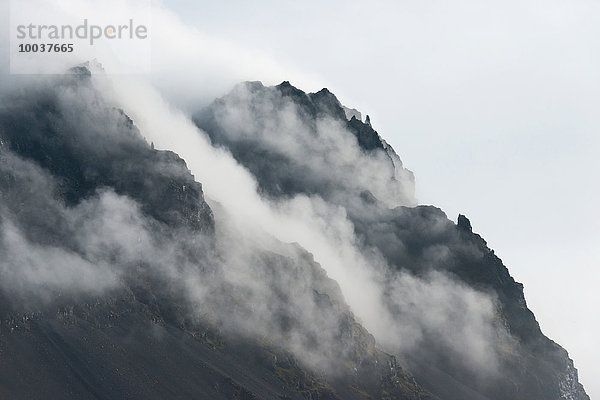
[0,72,589,400]
[193,81,416,209]
[0,69,429,400]
[194,81,589,400]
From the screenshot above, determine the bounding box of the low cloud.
[0,0,513,383]
[100,73,510,378]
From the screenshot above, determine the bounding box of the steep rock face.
[0,71,430,399]
[0,72,213,235]
[0,71,589,400]
[357,205,588,400]
[194,81,589,400]
[194,80,416,208]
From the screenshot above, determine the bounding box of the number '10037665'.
[18,43,74,52]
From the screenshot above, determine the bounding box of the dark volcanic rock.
[457,213,472,233]
[0,73,589,400]
[194,80,415,206]
[193,81,589,400]
[0,72,430,400]
[0,73,213,234]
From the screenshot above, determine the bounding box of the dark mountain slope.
[194,81,415,207]
[0,71,213,235]
[0,299,429,400]
[194,81,588,400]
[0,70,430,399]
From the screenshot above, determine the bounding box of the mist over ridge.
[0,62,590,400]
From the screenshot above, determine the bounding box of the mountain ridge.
[0,71,589,400]
[194,80,589,400]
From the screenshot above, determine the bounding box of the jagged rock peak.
[457,214,473,232]
[194,80,418,206]
[276,80,308,99]
[343,106,362,122]
[67,65,92,77]
[67,59,105,77]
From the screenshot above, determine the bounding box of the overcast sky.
[161,0,599,396]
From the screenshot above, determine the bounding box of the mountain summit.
[194,81,589,400]
[194,80,416,208]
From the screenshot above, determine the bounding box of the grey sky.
[163,0,599,396]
